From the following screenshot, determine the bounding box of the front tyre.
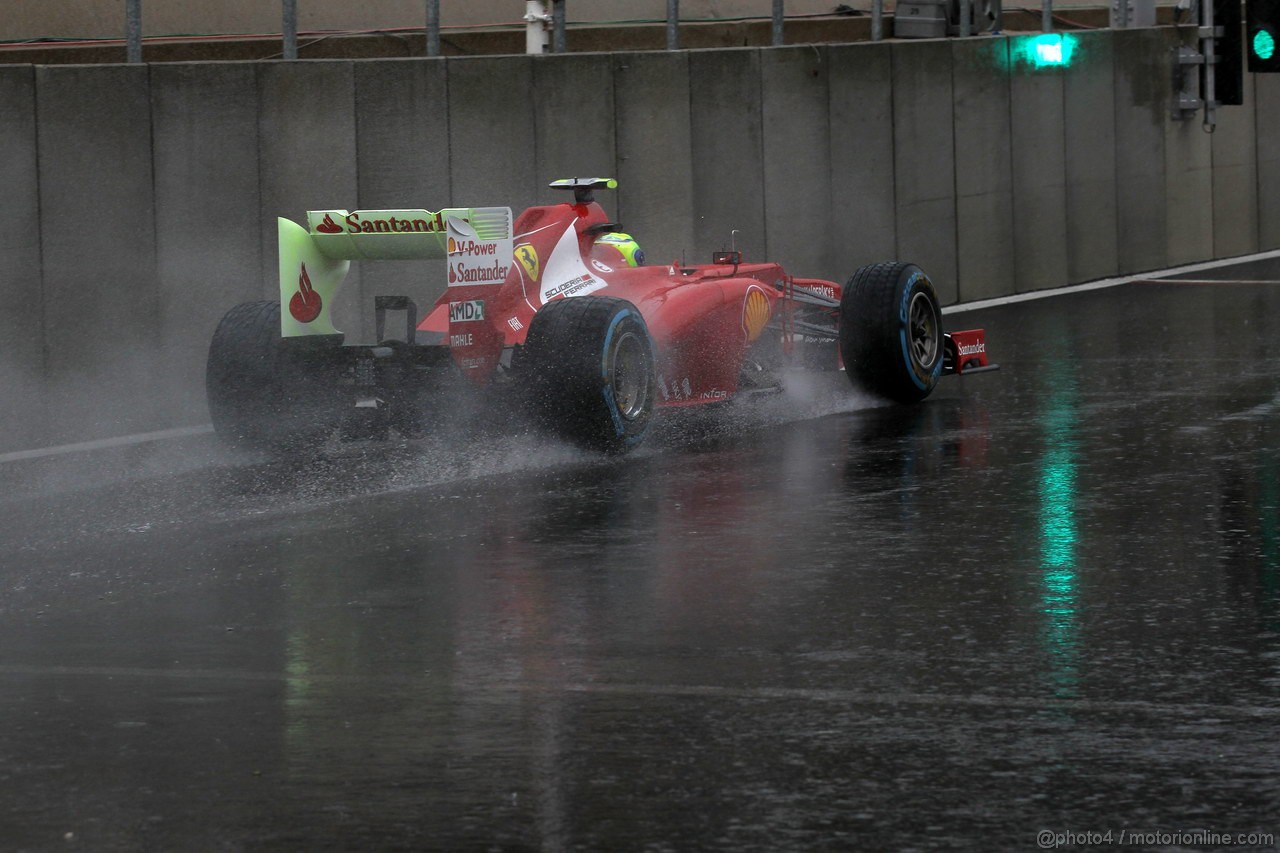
[520,296,657,453]
[839,262,944,403]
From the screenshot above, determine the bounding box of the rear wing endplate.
[278,206,513,337]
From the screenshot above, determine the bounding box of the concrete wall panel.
[36,65,159,445]
[257,61,362,338]
[892,40,958,303]
[761,46,832,279]
[613,51,695,265]
[447,56,538,216]
[952,39,1015,302]
[689,49,767,263]
[354,58,451,327]
[0,67,45,452]
[1064,31,1118,284]
[1112,29,1168,275]
[1259,75,1280,251]
[355,59,451,209]
[152,63,262,427]
[1211,74,1260,259]
[828,43,895,279]
[1164,52,1213,268]
[1009,40,1068,294]
[533,53,617,206]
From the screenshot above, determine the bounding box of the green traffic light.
[1255,28,1277,60]
[1035,38,1063,65]
[1008,33,1077,70]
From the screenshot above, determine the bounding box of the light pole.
[283,0,298,60]
[126,0,142,63]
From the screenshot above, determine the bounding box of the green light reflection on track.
[1038,366,1080,700]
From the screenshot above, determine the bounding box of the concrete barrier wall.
[1063,31,1120,284]
[152,63,263,427]
[1262,76,1280,249]
[3,30,1277,452]
[828,45,896,279]
[892,41,960,304]
[613,52,695,263]
[690,50,769,267]
[36,65,160,446]
[954,39,1015,301]
[0,67,44,452]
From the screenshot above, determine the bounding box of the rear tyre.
[519,296,657,453]
[839,262,944,403]
[206,300,343,452]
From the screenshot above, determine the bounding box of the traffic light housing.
[1248,0,1280,71]
[1217,0,1245,104]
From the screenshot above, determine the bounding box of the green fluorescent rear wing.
[278,206,513,337]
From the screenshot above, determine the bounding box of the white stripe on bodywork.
[539,223,606,304]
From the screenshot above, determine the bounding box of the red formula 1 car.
[207,178,994,454]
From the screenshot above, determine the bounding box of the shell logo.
[742,287,771,342]
[447,236,458,254]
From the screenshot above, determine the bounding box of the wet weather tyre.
[206,300,343,452]
[520,296,657,453]
[839,262,944,403]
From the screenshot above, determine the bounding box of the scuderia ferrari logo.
[516,244,540,281]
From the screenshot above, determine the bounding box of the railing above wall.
[1,0,1177,65]
[122,0,783,61]
[432,0,792,56]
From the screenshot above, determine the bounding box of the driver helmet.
[592,232,645,268]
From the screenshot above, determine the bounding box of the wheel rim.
[610,331,650,421]
[907,291,939,369]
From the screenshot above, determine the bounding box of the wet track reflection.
[1,277,1279,849]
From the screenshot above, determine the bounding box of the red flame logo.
[289,263,323,323]
[316,214,342,234]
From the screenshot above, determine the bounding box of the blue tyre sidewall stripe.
[600,308,653,444]
[897,272,942,392]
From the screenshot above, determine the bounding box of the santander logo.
[289,263,323,323]
[316,214,342,234]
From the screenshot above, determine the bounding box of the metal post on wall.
[1115,0,1131,27]
[772,0,785,45]
[960,0,972,36]
[283,0,299,59]
[525,1,551,53]
[126,0,142,63]
[667,0,680,50]
[1202,0,1218,130]
[872,0,883,40]
[1042,0,1053,31]
[552,0,567,53]
[426,0,441,56]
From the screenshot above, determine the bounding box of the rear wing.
[278,207,513,337]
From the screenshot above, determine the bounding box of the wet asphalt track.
[1,262,1279,851]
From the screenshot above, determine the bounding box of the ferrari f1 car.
[206,178,994,454]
